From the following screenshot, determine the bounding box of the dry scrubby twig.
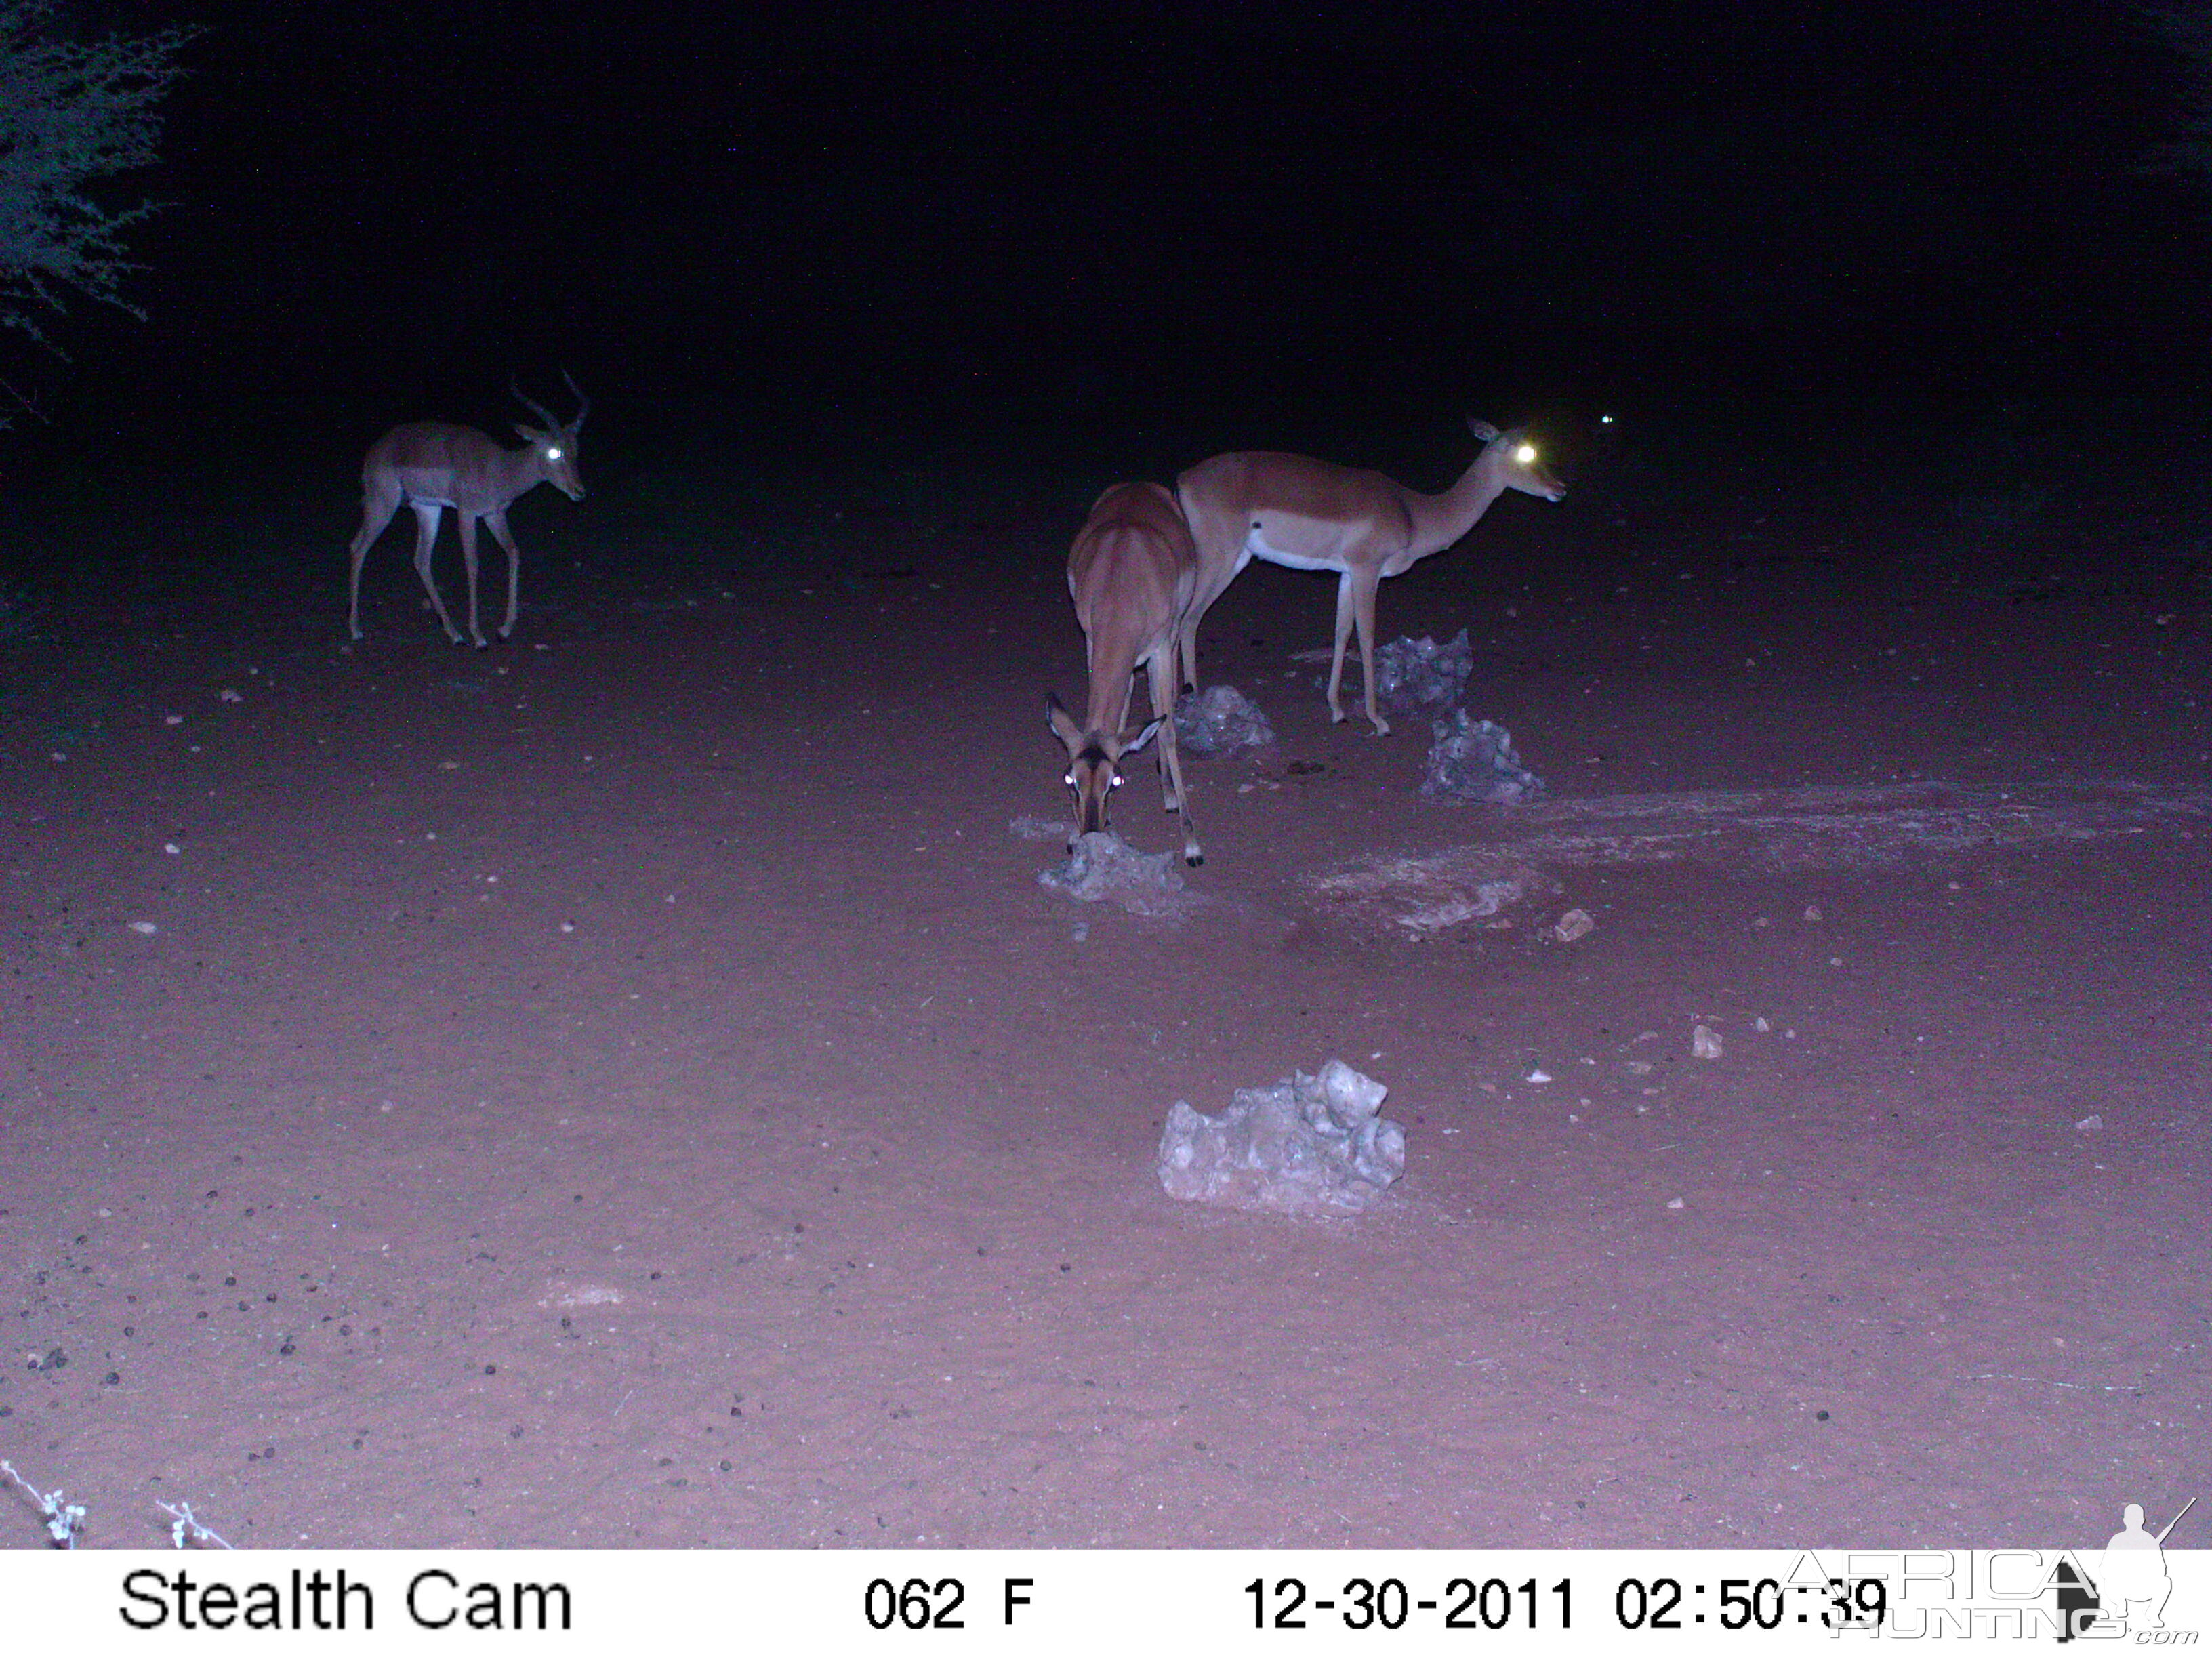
[3,1457,237,1549]
[1,1456,85,1548]
[156,1499,234,1550]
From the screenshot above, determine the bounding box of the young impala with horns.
[1046,481,1204,866]
[1175,418,1564,735]
[346,373,590,647]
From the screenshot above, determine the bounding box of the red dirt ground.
[2,464,2205,1549]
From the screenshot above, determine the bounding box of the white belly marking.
[1244,529,1343,573]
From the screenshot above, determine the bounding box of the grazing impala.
[346,373,589,647]
[1046,480,1203,866]
[1175,418,1564,735]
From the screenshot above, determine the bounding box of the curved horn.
[511,376,562,432]
[560,369,589,432]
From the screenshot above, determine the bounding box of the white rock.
[1158,1059,1404,1217]
[1553,907,1595,943]
[1040,831,1187,917]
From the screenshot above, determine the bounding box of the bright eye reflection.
[1515,445,1536,464]
[546,447,564,460]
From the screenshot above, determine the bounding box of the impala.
[1046,480,1203,866]
[1175,418,1564,735]
[346,373,590,647]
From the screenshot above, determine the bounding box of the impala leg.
[484,509,523,640]
[347,485,402,641]
[1328,572,1355,726]
[455,514,488,649]
[408,502,464,644]
[1148,647,1201,865]
[1143,649,1180,814]
[1177,602,1205,695]
[1174,507,1248,693]
[1349,565,1389,736]
[1172,566,1207,697]
[1111,657,1138,735]
[1176,561,1235,695]
[1170,539,1226,693]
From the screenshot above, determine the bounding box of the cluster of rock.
[1419,710,1545,805]
[1174,684,1275,756]
[1038,830,1189,916]
[1157,1059,1406,1217]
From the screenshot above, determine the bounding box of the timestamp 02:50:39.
[1246,1574,1890,1633]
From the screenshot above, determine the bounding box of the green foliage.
[2140,3,2212,186]
[0,1,192,360]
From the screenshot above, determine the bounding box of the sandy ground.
[1,459,2206,1549]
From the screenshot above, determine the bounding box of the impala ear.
[1046,694,1084,750]
[1467,418,1501,444]
[514,423,547,444]
[1119,715,1165,756]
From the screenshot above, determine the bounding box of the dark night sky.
[17,0,2212,482]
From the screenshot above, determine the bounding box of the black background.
[11,0,2209,516]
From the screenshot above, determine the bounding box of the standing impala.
[346,373,589,647]
[1175,418,1564,735]
[1046,481,1203,866]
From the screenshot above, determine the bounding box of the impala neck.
[1084,633,1145,735]
[492,441,548,499]
[1403,450,1510,557]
